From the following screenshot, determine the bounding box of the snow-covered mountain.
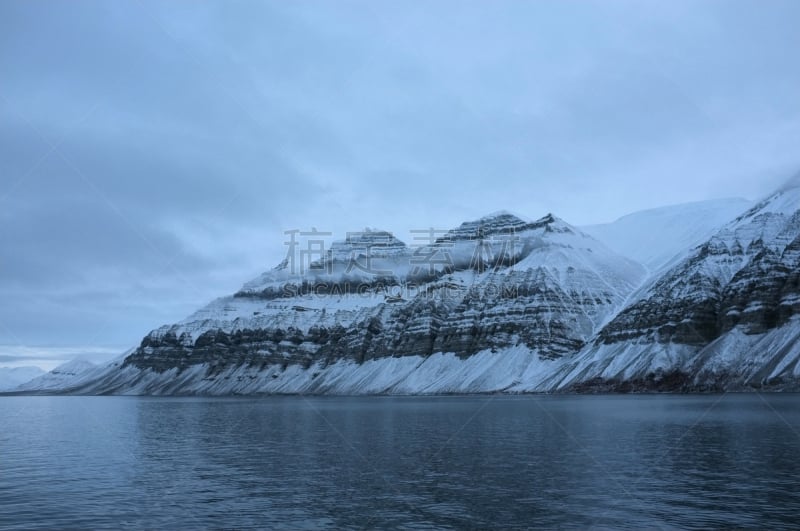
[20,181,800,395]
[63,212,647,394]
[552,179,800,391]
[581,198,752,273]
[14,359,100,392]
[0,366,45,391]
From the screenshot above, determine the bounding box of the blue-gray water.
[1,394,799,530]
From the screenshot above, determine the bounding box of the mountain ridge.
[15,187,800,395]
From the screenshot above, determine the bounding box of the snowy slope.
[74,346,564,395]
[581,198,751,273]
[15,359,103,392]
[0,366,45,391]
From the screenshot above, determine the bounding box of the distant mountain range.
[9,179,800,394]
[14,359,98,392]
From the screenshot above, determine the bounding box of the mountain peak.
[446,211,579,241]
[449,211,530,240]
[476,209,525,222]
[535,212,559,224]
[326,229,408,265]
[531,212,576,234]
[333,229,406,250]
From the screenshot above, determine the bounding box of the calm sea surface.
[1,394,799,529]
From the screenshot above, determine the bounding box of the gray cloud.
[2,0,800,367]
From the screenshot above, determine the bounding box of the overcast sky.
[2,0,800,369]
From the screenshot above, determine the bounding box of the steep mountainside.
[553,181,800,391]
[68,212,646,394]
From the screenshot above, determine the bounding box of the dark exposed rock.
[566,370,692,393]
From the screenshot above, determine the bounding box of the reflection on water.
[1,394,799,529]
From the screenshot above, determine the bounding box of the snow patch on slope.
[582,198,751,272]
